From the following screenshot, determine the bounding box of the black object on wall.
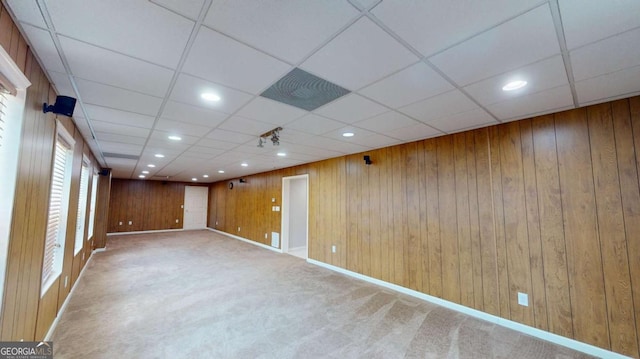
[43,96,77,117]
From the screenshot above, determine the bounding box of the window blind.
[0,91,7,149]
[42,139,71,285]
[74,163,90,254]
[88,173,98,239]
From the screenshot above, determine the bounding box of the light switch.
[517,292,529,307]
[272,198,276,202]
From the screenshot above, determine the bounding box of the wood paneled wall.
[0,3,105,341]
[107,180,208,233]
[209,97,640,358]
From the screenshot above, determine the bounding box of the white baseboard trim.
[207,228,283,253]
[307,258,629,359]
[106,228,186,236]
[44,251,97,341]
[93,248,106,253]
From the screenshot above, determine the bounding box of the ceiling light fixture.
[241,163,248,167]
[138,175,145,178]
[154,154,165,158]
[147,164,156,168]
[142,170,149,174]
[201,93,221,102]
[277,152,286,157]
[502,80,527,91]
[168,135,182,141]
[257,127,282,147]
[218,170,225,174]
[203,175,209,178]
[192,178,198,181]
[342,132,355,137]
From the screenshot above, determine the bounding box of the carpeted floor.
[50,230,595,358]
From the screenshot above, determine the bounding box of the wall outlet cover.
[518,292,529,307]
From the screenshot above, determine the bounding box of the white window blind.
[74,161,90,254]
[87,173,98,239]
[42,130,73,291]
[0,91,6,148]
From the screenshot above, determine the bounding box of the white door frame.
[281,174,309,258]
[183,186,208,229]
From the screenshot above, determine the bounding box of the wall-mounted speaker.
[364,155,372,165]
[99,168,111,176]
[43,96,77,117]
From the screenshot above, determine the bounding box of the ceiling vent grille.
[103,152,140,160]
[260,68,350,111]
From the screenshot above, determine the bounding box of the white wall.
[289,178,307,249]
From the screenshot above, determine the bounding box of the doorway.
[281,175,309,259]
[183,186,208,229]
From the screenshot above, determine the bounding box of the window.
[42,121,75,293]
[74,157,90,254]
[0,46,30,311]
[87,171,98,240]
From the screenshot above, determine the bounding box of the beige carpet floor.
[50,230,595,358]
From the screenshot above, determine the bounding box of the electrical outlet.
[128,221,132,225]
[215,221,218,225]
[118,221,122,225]
[64,276,68,288]
[517,292,529,307]
[265,233,268,239]
[82,252,85,261]
[237,227,241,232]
[332,245,336,253]
[176,219,179,223]
[272,198,276,202]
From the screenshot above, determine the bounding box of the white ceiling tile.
[236,97,307,125]
[21,24,65,73]
[285,114,345,135]
[425,108,497,134]
[386,123,443,142]
[372,0,540,57]
[148,130,200,146]
[161,101,228,128]
[189,146,226,156]
[84,104,156,128]
[354,111,420,133]
[206,129,254,144]
[270,143,341,158]
[359,62,454,108]
[95,132,147,145]
[570,27,640,81]
[182,151,216,160]
[429,4,560,86]
[303,136,370,154]
[99,141,143,156]
[324,126,401,149]
[170,74,253,114]
[575,65,640,106]
[60,36,174,97]
[356,0,381,10]
[218,116,274,135]
[276,128,315,145]
[488,85,574,121]
[399,90,479,124]
[109,169,134,178]
[45,0,193,68]
[559,0,640,50]
[183,26,291,94]
[150,0,205,20]
[464,55,568,106]
[204,0,358,64]
[141,146,184,157]
[195,138,238,150]
[314,94,389,123]
[74,78,163,116]
[47,71,76,97]
[155,118,214,137]
[301,17,419,90]
[6,0,47,27]
[90,120,151,138]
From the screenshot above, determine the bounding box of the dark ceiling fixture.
[258,127,282,147]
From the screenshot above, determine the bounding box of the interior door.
[183,186,208,229]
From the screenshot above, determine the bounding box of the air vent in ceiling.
[103,152,140,160]
[260,68,350,111]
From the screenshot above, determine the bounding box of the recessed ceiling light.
[142,170,149,174]
[201,93,221,102]
[241,163,248,167]
[502,80,527,91]
[192,178,198,181]
[154,153,165,158]
[168,135,182,141]
[277,152,286,157]
[218,170,225,173]
[138,175,145,178]
[203,174,209,178]
[342,132,355,137]
[147,164,156,168]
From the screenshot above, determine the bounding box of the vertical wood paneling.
[466,131,484,311]
[519,119,549,331]
[406,143,422,292]
[391,146,407,286]
[378,148,392,283]
[587,103,637,356]
[454,133,473,307]
[369,149,382,280]
[555,108,609,349]
[424,139,442,298]
[417,141,430,294]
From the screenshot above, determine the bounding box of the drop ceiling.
[4,0,640,182]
